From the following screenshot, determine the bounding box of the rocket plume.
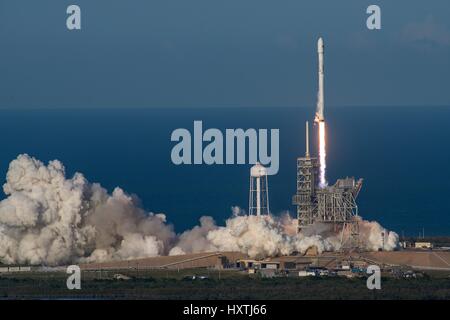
[318,121,327,187]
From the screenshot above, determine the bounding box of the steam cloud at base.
[170,212,399,258]
[0,155,398,266]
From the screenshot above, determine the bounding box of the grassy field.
[1,268,450,300]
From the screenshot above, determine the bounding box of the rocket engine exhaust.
[318,121,327,187]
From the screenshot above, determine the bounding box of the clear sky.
[0,0,449,108]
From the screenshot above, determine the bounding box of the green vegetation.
[1,269,450,300]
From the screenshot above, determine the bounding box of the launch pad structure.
[291,37,363,250]
[292,122,363,250]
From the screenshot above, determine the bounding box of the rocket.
[314,37,325,123]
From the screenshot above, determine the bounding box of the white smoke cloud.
[0,154,176,265]
[168,216,217,256]
[171,215,335,259]
[0,154,398,266]
[357,217,399,251]
[171,213,399,259]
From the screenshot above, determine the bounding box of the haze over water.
[0,106,448,236]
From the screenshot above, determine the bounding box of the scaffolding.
[292,156,319,227]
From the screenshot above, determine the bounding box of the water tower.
[249,163,270,216]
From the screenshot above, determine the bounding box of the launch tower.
[292,122,363,249]
[292,122,319,227]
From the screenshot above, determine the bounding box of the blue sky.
[0,0,449,108]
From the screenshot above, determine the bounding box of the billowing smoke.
[170,210,399,259]
[168,216,217,256]
[357,217,399,251]
[0,154,176,265]
[0,155,398,266]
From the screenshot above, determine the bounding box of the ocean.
[0,106,448,236]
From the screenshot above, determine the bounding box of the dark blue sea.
[0,106,449,236]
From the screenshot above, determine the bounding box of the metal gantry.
[292,156,319,228]
[292,122,363,250]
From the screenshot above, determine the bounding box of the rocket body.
[315,37,325,123]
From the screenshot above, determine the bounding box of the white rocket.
[314,37,325,123]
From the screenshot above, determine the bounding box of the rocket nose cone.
[318,37,324,50]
